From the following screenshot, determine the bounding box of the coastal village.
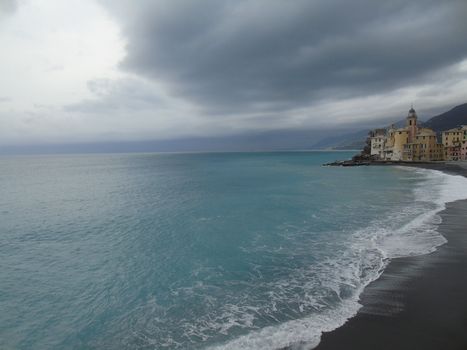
[352,107,467,164]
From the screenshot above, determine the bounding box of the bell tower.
[406,105,418,143]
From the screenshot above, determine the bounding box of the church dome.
[407,106,417,118]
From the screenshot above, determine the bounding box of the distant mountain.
[310,129,369,150]
[310,120,408,150]
[422,103,467,132]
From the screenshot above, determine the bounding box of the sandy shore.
[313,162,467,350]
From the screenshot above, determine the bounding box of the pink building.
[457,126,467,160]
[460,139,467,160]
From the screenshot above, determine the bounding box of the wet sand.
[401,161,467,177]
[314,163,467,350]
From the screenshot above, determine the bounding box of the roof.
[443,125,467,133]
[416,132,436,137]
[416,128,436,136]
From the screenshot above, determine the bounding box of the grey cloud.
[65,78,166,114]
[0,0,17,16]
[99,0,467,114]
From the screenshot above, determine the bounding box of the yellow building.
[403,128,444,161]
[442,126,467,161]
[392,129,410,160]
[369,107,444,161]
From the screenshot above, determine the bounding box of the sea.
[1,151,467,350]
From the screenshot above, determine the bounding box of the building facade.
[369,107,445,162]
[403,129,444,161]
[370,129,387,159]
[443,126,467,161]
[392,128,410,161]
[462,127,467,161]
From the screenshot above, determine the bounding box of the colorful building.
[369,107,444,161]
[403,128,444,161]
[462,127,467,160]
[443,126,467,161]
[391,128,410,161]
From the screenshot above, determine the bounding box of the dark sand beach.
[314,162,467,350]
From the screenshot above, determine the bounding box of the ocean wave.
[208,167,467,350]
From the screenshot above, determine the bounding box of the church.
[370,107,445,161]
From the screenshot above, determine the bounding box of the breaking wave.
[208,168,467,350]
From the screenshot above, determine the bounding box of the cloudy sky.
[1,0,467,149]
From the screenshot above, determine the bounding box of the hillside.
[310,129,369,150]
[422,103,467,132]
[311,119,407,150]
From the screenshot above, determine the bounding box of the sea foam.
[209,167,467,350]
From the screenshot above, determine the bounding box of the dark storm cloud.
[99,0,467,114]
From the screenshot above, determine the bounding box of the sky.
[1,0,467,151]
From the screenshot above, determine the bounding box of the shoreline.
[312,162,467,350]
[397,161,467,177]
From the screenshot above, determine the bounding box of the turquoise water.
[1,152,466,349]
